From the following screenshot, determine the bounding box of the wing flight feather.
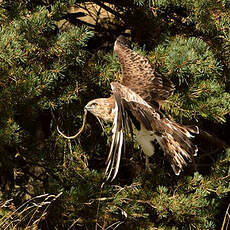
[105,82,198,180]
[114,35,174,106]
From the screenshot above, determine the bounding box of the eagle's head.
[85,97,115,122]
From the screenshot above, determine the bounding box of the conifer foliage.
[0,0,229,229]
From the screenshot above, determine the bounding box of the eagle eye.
[91,102,97,108]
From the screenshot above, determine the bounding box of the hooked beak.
[85,101,97,112]
[84,103,91,111]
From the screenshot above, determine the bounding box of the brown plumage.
[114,35,174,107]
[58,35,199,181]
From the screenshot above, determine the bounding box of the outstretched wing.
[105,82,198,180]
[105,82,154,180]
[114,35,174,106]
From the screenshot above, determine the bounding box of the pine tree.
[0,0,229,229]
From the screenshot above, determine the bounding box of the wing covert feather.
[114,35,174,106]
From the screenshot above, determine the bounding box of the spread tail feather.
[156,119,198,175]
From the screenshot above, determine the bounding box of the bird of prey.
[58,35,199,181]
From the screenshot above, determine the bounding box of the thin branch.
[92,0,124,19]
[221,203,230,230]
